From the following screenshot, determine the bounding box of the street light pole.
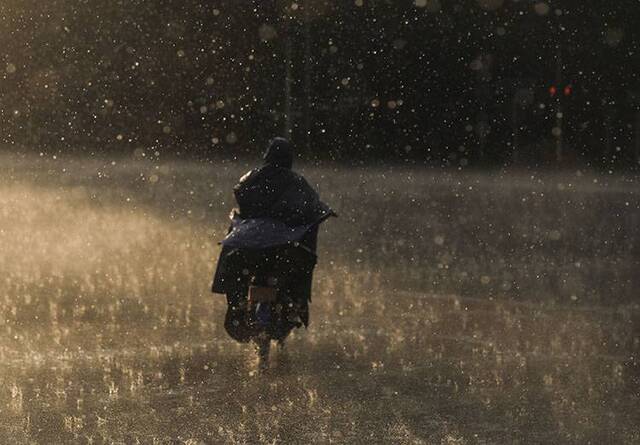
[635,109,640,168]
[553,43,564,163]
[284,16,293,138]
[303,0,312,154]
[512,96,519,163]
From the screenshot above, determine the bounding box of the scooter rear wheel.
[256,335,270,371]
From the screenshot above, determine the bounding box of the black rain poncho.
[211,157,333,300]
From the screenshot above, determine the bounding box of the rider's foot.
[273,337,292,372]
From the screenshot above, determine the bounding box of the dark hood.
[263,137,293,169]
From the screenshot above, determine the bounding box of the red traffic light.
[549,85,573,97]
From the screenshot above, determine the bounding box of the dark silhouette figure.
[212,138,334,350]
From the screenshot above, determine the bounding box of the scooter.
[219,241,318,370]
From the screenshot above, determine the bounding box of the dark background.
[0,0,638,168]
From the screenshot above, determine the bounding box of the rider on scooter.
[212,137,334,352]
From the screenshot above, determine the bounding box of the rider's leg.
[224,290,255,343]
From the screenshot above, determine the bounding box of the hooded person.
[263,136,293,169]
[211,138,334,343]
[226,137,332,242]
[231,137,329,227]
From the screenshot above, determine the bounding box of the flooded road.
[0,155,638,444]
